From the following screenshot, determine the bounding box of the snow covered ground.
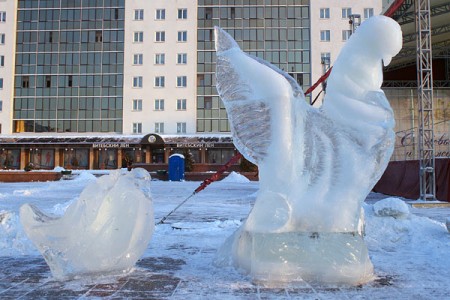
[0,170,449,299]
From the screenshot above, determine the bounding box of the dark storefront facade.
[0,134,239,171]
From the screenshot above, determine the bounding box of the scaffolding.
[415,0,436,200]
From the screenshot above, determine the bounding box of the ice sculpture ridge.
[20,168,154,280]
[214,16,402,285]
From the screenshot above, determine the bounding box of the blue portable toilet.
[168,154,185,181]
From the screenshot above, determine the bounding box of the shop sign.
[92,143,130,148]
[397,131,450,158]
[176,142,215,148]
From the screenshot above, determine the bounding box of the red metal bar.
[194,152,243,193]
[384,0,406,17]
[304,67,332,96]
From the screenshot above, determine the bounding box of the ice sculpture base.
[220,229,374,286]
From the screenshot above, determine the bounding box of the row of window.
[320,30,354,42]
[133,31,188,43]
[319,7,374,19]
[132,76,188,88]
[13,30,188,46]
[136,53,187,65]
[132,99,187,112]
[134,8,188,21]
[5,73,197,91]
[198,6,309,20]
[132,122,187,134]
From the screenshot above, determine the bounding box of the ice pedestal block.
[217,229,373,285]
[20,168,154,280]
[214,16,402,285]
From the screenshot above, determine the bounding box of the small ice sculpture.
[214,16,402,285]
[20,168,154,280]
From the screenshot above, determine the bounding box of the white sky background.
[0,171,449,299]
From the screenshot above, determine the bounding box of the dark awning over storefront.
[0,134,234,147]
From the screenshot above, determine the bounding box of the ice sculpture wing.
[215,27,307,164]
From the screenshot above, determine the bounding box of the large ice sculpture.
[214,16,402,285]
[20,168,154,280]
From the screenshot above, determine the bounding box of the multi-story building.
[0,0,17,135]
[310,0,383,106]
[1,0,397,171]
[123,1,197,136]
[196,0,311,132]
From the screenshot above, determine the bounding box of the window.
[155,53,165,65]
[0,100,2,111]
[177,53,187,64]
[364,8,374,19]
[177,76,187,87]
[133,123,142,134]
[21,76,28,88]
[154,99,164,111]
[156,9,165,20]
[321,52,331,65]
[155,76,165,87]
[155,31,165,42]
[95,30,102,42]
[0,55,4,67]
[342,8,352,19]
[133,76,143,88]
[45,75,51,88]
[0,78,3,89]
[205,7,213,19]
[177,99,186,110]
[177,122,186,134]
[204,97,212,109]
[178,8,187,19]
[0,34,4,44]
[134,9,144,20]
[155,122,164,133]
[197,74,205,86]
[320,30,330,42]
[132,99,142,111]
[134,31,143,43]
[177,31,187,42]
[68,75,73,87]
[342,30,352,41]
[133,54,143,65]
[0,12,5,22]
[320,8,330,19]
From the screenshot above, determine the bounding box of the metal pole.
[415,0,436,200]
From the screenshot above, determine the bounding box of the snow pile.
[19,168,154,280]
[53,166,65,172]
[373,197,410,219]
[214,16,403,285]
[365,200,448,258]
[0,211,36,255]
[72,170,97,181]
[221,172,250,183]
[446,217,450,233]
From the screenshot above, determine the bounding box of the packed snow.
[0,172,449,298]
[214,16,403,285]
[19,168,154,280]
[221,171,250,183]
[373,197,410,219]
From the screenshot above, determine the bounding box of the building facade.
[309,0,383,106]
[4,0,417,171]
[196,0,311,132]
